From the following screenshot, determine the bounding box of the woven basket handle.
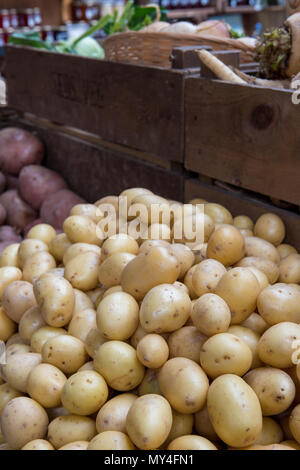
[147,3,161,22]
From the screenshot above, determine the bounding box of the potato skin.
[58,441,88,450]
[206,225,245,266]
[254,213,285,247]
[257,283,300,325]
[158,357,209,414]
[0,397,49,450]
[19,306,46,344]
[167,435,217,450]
[27,363,67,408]
[244,367,295,416]
[258,322,300,368]
[0,127,44,174]
[126,394,172,450]
[30,326,67,353]
[2,280,37,324]
[23,251,57,284]
[207,374,262,448]
[192,259,226,297]
[279,253,300,283]
[0,306,16,341]
[98,253,136,289]
[47,415,96,449]
[42,335,88,374]
[96,393,137,434]
[167,326,207,364]
[192,293,231,337]
[88,431,135,450]
[40,189,85,230]
[0,190,37,231]
[290,404,300,444]
[0,383,22,414]
[22,439,55,450]
[236,257,280,284]
[1,352,42,392]
[19,165,67,210]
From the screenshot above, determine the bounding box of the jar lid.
[33,7,41,12]
[9,9,17,13]
[0,9,9,14]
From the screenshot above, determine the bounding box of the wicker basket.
[103,31,256,68]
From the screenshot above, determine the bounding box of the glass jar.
[9,9,18,28]
[33,7,42,26]
[0,10,10,29]
[18,8,35,28]
[41,25,55,42]
[71,1,100,22]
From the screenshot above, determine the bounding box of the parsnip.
[197,49,246,84]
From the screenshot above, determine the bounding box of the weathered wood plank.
[185,77,300,206]
[5,46,185,163]
[185,178,300,250]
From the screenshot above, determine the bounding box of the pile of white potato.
[0,187,300,451]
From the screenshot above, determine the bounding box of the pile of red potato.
[0,127,84,253]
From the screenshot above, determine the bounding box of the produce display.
[0,127,84,253]
[0,127,299,451]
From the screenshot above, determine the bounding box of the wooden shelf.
[167,7,217,19]
[223,5,257,14]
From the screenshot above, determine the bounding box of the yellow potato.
[258,322,300,368]
[163,410,194,447]
[158,357,209,414]
[254,213,285,246]
[63,215,101,246]
[258,283,300,325]
[280,440,300,450]
[42,335,88,374]
[0,383,22,414]
[139,284,191,334]
[1,352,41,392]
[192,294,231,336]
[62,243,101,266]
[246,267,269,291]
[167,435,217,450]
[0,267,22,300]
[192,259,226,297]
[94,341,144,391]
[27,224,57,247]
[120,187,153,207]
[172,212,214,245]
[167,326,207,364]
[241,312,269,335]
[96,393,137,433]
[5,343,30,358]
[130,193,169,225]
[18,306,45,344]
[87,286,105,305]
[289,404,300,444]
[18,238,49,269]
[34,273,75,327]
[240,229,254,237]
[215,267,260,324]
[254,417,283,446]
[95,194,120,210]
[244,367,296,416]
[47,415,96,449]
[27,363,67,408]
[98,252,136,289]
[59,441,89,450]
[279,254,300,283]
[65,251,100,291]
[204,203,233,225]
[137,334,169,369]
[245,237,280,265]
[22,439,55,450]
[139,239,170,255]
[96,292,139,341]
[68,308,96,342]
[2,281,36,323]
[235,256,280,284]
[1,397,48,449]
[0,306,16,342]
[206,225,245,266]
[277,244,297,260]
[121,247,180,301]
[200,333,252,378]
[194,405,220,442]
[73,288,94,314]
[192,243,207,264]
[138,368,161,396]
[233,215,254,231]
[183,265,198,299]
[6,333,25,347]
[227,325,262,369]
[102,286,123,298]
[49,233,72,263]
[88,431,135,450]
[23,251,56,284]
[70,204,103,223]
[130,323,147,349]
[85,327,107,358]
[101,234,139,261]
[31,326,67,353]
[126,394,172,450]
[62,370,108,415]
[207,374,262,448]
[168,244,195,279]
[0,243,20,267]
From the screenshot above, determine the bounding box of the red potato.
[0,128,44,175]
[19,165,68,210]
[0,190,37,231]
[0,226,22,242]
[0,204,6,225]
[40,189,86,230]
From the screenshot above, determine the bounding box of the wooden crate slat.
[5,46,185,163]
[185,77,300,206]
[185,178,300,250]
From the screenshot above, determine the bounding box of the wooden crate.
[1,112,185,203]
[185,178,300,250]
[184,76,300,207]
[4,45,185,164]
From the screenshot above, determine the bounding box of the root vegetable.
[197,49,246,84]
[40,189,85,230]
[0,190,37,231]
